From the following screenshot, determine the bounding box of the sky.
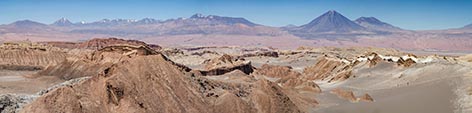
[0,0,471,30]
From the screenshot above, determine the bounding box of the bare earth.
[1,39,472,113]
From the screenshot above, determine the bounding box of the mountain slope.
[1,20,52,33]
[147,14,282,35]
[463,23,472,29]
[20,46,304,113]
[186,13,258,26]
[297,10,365,33]
[52,18,74,26]
[286,10,371,39]
[65,14,284,36]
[7,20,48,29]
[354,17,402,31]
[135,18,159,24]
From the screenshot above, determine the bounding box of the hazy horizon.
[1,0,472,30]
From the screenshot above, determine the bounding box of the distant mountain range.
[1,10,469,37]
[47,13,259,27]
[1,10,471,51]
[354,17,402,31]
[10,20,48,27]
[2,13,282,36]
[464,24,472,29]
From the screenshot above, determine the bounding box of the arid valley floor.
[1,38,472,113]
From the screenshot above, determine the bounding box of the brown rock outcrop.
[240,51,279,58]
[367,52,383,67]
[330,88,357,102]
[359,93,374,102]
[88,45,158,63]
[256,64,300,78]
[0,42,68,68]
[33,59,113,80]
[201,54,255,75]
[21,46,303,113]
[32,45,157,80]
[21,55,209,113]
[191,50,219,56]
[255,64,321,93]
[249,79,303,113]
[160,48,184,56]
[330,89,374,103]
[44,38,161,50]
[303,56,354,82]
[397,57,416,67]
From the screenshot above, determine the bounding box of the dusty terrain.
[1,38,472,113]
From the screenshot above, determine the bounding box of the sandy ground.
[312,60,472,113]
[0,70,63,94]
[315,78,459,113]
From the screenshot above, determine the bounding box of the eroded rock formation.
[256,64,300,78]
[330,88,357,102]
[0,42,68,69]
[44,38,162,50]
[201,54,255,75]
[303,56,354,82]
[255,64,321,93]
[33,45,157,80]
[330,88,374,103]
[20,45,304,113]
[21,55,209,113]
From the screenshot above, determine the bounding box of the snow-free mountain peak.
[297,10,365,33]
[136,18,159,24]
[187,13,258,26]
[9,20,47,27]
[354,17,401,31]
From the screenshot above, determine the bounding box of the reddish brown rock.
[303,57,354,82]
[21,55,210,113]
[330,88,357,102]
[33,45,158,80]
[33,59,112,80]
[201,54,255,75]
[0,42,68,68]
[367,52,383,67]
[88,45,158,63]
[21,48,303,113]
[359,93,374,102]
[249,79,303,113]
[240,51,279,58]
[43,38,161,50]
[397,58,416,67]
[256,64,300,78]
[256,64,321,93]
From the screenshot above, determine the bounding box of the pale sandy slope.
[314,57,472,113]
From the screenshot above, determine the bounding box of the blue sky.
[0,0,471,30]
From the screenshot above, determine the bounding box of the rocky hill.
[0,42,68,69]
[43,38,162,50]
[19,45,305,113]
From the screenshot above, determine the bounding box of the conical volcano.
[298,10,365,33]
[52,18,74,26]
